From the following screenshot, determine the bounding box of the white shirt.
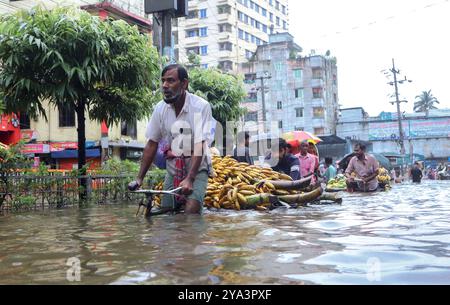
[145,92,213,176]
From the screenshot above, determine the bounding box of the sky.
[288,0,450,116]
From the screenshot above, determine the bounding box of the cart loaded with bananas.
[147,156,342,212]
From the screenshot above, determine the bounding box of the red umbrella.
[282,131,322,155]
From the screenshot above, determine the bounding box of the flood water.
[1,180,449,285]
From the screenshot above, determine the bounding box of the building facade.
[173,0,289,72]
[238,33,339,136]
[337,107,450,161]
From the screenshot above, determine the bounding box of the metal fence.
[0,173,161,212]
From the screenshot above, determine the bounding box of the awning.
[108,141,145,149]
[51,148,101,159]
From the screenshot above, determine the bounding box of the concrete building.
[1,0,152,168]
[173,0,289,72]
[337,107,450,162]
[238,33,339,136]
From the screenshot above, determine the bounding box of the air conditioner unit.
[144,0,188,17]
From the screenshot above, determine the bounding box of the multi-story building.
[337,107,450,162]
[0,0,152,168]
[239,32,339,136]
[173,0,289,72]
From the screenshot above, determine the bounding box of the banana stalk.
[277,187,323,205]
[264,175,313,190]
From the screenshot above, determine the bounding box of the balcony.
[184,18,199,28]
[311,98,325,107]
[218,32,232,41]
[217,13,233,23]
[218,50,233,58]
[184,36,200,46]
[311,78,324,87]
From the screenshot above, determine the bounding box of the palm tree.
[414,90,439,116]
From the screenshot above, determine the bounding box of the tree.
[414,90,439,116]
[0,6,161,198]
[188,67,247,153]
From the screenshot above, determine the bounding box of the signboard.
[369,118,450,141]
[20,130,38,143]
[50,142,78,152]
[22,144,50,154]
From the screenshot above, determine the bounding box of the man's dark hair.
[278,138,290,150]
[325,157,333,165]
[162,64,189,81]
[355,143,366,151]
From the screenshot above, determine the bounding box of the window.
[255,4,259,13]
[244,73,256,83]
[276,16,280,26]
[199,27,208,37]
[19,112,30,129]
[270,12,273,22]
[250,18,255,27]
[277,101,282,109]
[312,68,322,79]
[282,5,286,14]
[314,127,325,135]
[313,107,325,118]
[186,47,199,54]
[255,37,261,45]
[250,1,254,9]
[278,121,283,129]
[244,111,258,121]
[255,20,260,29]
[219,42,233,51]
[293,69,303,79]
[283,20,287,30]
[186,10,198,19]
[247,92,257,100]
[251,35,255,43]
[238,11,244,21]
[186,29,198,37]
[199,8,207,18]
[275,1,280,10]
[58,104,75,127]
[121,119,137,139]
[245,50,253,59]
[238,29,244,39]
[333,74,337,85]
[274,62,283,71]
[295,108,304,118]
[245,32,250,42]
[217,5,231,14]
[200,45,208,55]
[295,88,304,99]
[262,24,267,33]
[201,64,208,69]
[262,8,267,17]
[219,23,232,32]
[269,0,273,6]
[295,127,304,131]
[313,87,323,98]
[244,15,249,24]
[218,60,233,71]
[334,93,337,104]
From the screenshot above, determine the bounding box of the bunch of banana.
[377,167,391,184]
[204,156,296,211]
[326,174,347,189]
[151,181,164,208]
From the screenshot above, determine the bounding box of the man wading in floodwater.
[128,64,213,214]
[345,143,379,192]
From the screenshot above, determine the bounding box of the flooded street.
[1,180,449,285]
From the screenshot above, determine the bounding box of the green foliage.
[188,67,247,127]
[99,158,140,175]
[0,142,31,176]
[0,6,162,124]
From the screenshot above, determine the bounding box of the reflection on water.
[0,180,449,284]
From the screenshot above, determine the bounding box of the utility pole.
[387,58,412,156]
[256,72,271,132]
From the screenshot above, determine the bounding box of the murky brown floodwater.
[1,180,449,284]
